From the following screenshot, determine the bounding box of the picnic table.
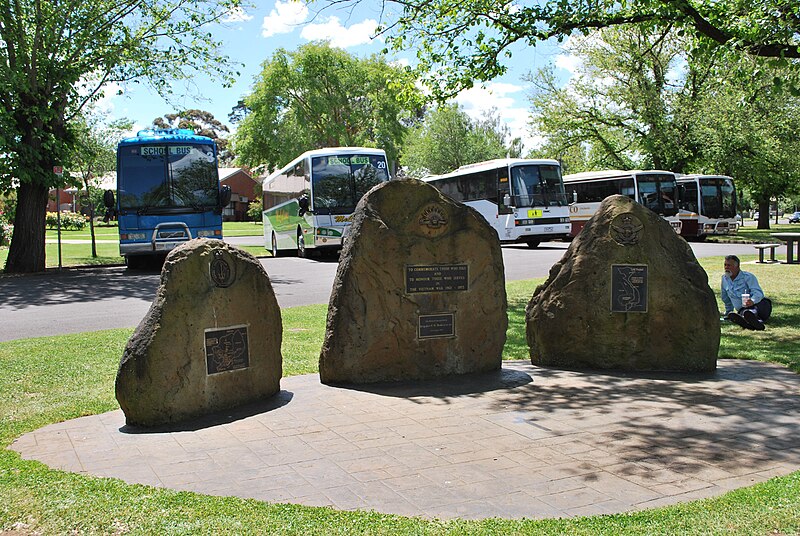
[770,233,800,264]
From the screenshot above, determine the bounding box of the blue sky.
[102,1,572,154]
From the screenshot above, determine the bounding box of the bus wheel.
[526,240,541,249]
[126,255,144,270]
[297,232,307,258]
[271,233,280,257]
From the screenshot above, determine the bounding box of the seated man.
[721,255,772,331]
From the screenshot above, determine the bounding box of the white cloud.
[262,0,309,38]
[454,82,540,152]
[300,17,380,48]
[224,7,253,23]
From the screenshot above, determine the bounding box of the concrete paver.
[10,359,800,520]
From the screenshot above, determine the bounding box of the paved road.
[0,240,772,342]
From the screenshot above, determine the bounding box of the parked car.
[790,211,800,223]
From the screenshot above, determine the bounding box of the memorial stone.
[319,178,507,384]
[526,195,718,371]
[116,239,283,427]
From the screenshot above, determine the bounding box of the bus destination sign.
[327,155,371,166]
[610,264,648,313]
[405,264,468,293]
[204,324,250,375]
[140,146,193,157]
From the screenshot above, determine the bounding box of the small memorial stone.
[526,195,718,372]
[319,179,507,384]
[115,239,283,427]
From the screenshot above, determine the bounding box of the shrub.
[46,211,88,231]
[0,211,11,247]
[247,199,263,222]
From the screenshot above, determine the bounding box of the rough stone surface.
[526,195,719,371]
[115,239,282,427]
[319,178,507,384]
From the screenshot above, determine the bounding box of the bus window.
[679,181,699,212]
[169,146,218,207]
[311,154,388,214]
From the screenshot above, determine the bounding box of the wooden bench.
[754,244,781,263]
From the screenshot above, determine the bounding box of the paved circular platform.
[10,359,800,520]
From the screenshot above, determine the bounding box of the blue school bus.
[105,129,231,268]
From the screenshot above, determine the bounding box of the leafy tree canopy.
[401,103,521,176]
[365,0,800,98]
[153,109,234,164]
[0,0,241,273]
[527,26,703,173]
[232,42,425,172]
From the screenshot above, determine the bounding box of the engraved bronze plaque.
[405,264,468,293]
[611,265,648,313]
[205,324,250,374]
[209,250,235,288]
[418,313,455,339]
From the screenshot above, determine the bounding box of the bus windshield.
[311,154,388,214]
[637,174,678,216]
[701,177,737,218]
[510,164,567,206]
[118,144,219,210]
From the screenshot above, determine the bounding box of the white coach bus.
[262,147,390,258]
[423,159,571,248]
[563,169,682,236]
[676,174,739,240]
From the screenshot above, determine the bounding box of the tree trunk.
[757,199,771,230]
[5,182,48,273]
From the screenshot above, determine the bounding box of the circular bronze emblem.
[209,250,235,288]
[610,213,644,245]
[419,204,448,229]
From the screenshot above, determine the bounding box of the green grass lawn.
[1,257,799,534]
[707,222,800,244]
[0,222,266,271]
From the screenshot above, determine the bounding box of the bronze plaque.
[418,313,455,339]
[405,264,468,293]
[611,265,648,313]
[205,324,250,374]
[209,250,236,288]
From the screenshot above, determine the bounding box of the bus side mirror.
[298,194,310,216]
[220,185,232,208]
[503,193,512,207]
[103,189,115,209]
[572,191,578,204]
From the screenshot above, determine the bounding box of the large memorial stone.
[526,194,718,371]
[116,239,282,427]
[319,178,507,384]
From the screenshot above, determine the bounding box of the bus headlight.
[316,228,342,237]
[561,217,570,223]
[197,230,214,237]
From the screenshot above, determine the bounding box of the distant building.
[219,168,259,221]
[47,173,116,214]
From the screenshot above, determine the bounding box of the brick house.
[219,168,259,221]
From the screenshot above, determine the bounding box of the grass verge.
[1,257,799,534]
[707,222,800,244]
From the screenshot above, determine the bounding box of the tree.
[232,42,425,172]
[366,0,800,99]
[527,26,707,173]
[70,116,132,256]
[152,110,234,165]
[693,58,800,229]
[401,104,519,176]
[0,0,241,273]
